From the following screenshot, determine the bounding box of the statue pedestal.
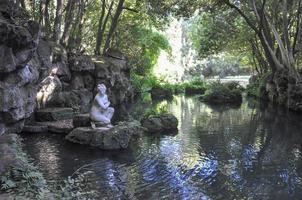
[65,121,145,150]
[91,121,113,129]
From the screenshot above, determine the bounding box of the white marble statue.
[90,84,114,128]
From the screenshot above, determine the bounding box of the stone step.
[22,124,48,133]
[73,113,90,128]
[36,107,74,122]
[36,119,73,134]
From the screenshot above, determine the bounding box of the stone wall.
[0,1,40,135]
[37,50,135,113]
[0,2,134,134]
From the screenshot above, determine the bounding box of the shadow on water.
[21,95,302,199]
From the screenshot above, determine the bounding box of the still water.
[21,95,302,200]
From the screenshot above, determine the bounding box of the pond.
[21,95,302,200]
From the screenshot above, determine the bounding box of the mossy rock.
[202,82,242,105]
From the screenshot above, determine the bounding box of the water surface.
[21,96,302,199]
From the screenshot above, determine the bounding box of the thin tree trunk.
[61,0,76,46]
[95,0,114,55]
[39,0,51,38]
[74,0,89,50]
[95,0,107,55]
[53,0,64,43]
[103,0,125,54]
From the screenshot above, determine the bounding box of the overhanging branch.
[122,7,139,13]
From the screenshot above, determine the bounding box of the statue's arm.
[95,96,108,109]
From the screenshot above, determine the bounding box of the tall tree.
[39,0,52,38]
[95,0,114,55]
[53,0,64,43]
[103,0,125,53]
[61,0,76,46]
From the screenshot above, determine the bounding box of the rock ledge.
[65,121,144,150]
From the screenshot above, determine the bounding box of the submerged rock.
[141,114,178,133]
[66,121,144,150]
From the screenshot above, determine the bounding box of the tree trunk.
[95,0,114,55]
[61,0,76,46]
[103,0,125,54]
[53,0,64,43]
[20,0,26,9]
[39,0,51,38]
[73,0,88,51]
[95,0,106,55]
[224,0,302,111]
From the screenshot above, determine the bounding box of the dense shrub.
[202,82,243,105]
[246,74,269,99]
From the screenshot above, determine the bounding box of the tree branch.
[224,0,259,34]
[122,7,139,13]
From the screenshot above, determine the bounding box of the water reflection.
[21,95,302,199]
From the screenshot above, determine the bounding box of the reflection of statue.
[90,84,114,128]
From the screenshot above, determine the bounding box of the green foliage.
[187,6,256,72]
[0,135,50,199]
[132,74,160,93]
[246,74,270,98]
[126,26,171,76]
[143,103,169,118]
[203,81,243,104]
[54,171,98,200]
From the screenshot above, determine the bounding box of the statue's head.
[97,84,106,95]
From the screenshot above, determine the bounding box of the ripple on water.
[20,96,302,200]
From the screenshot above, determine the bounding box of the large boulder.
[66,121,144,150]
[141,114,178,133]
[36,119,73,134]
[73,113,90,128]
[35,107,73,122]
[0,2,40,135]
[93,56,134,106]
[69,53,95,72]
[51,62,71,82]
[36,75,62,108]
[48,89,93,113]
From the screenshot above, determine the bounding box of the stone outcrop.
[73,113,91,128]
[35,49,134,113]
[141,114,178,133]
[0,1,40,135]
[66,121,144,150]
[0,3,134,134]
[35,107,73,121]
[92,54,134,106]
[36,119,73,134]
[265,69,302,112]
